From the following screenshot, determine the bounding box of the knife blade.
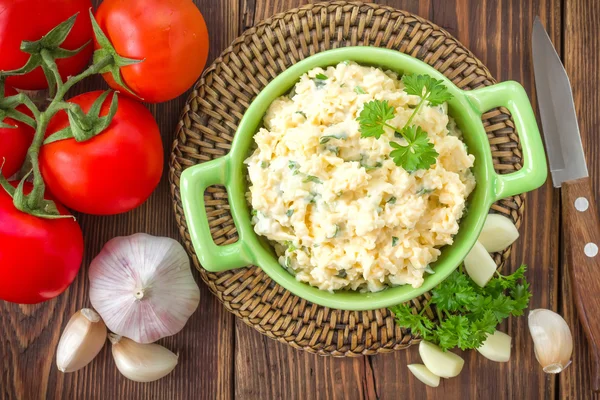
[532,18,588,187]
[533,18,600,392]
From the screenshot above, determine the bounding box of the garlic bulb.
[109,334,178,382]
[56,309,107,372]
[89,233,200,343]
[528,308,573,373]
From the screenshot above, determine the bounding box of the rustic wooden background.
[1,0,598,399]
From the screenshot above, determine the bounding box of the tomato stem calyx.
[0,13,91,98]
[0,12,131,219]
[89,9,144,99]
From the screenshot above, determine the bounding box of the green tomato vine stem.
[10,53,115,213]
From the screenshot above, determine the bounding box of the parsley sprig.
[356,74,453,172]
[389,265,531,351]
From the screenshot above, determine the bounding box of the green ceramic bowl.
[180,47,547,311]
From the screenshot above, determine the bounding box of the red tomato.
[0,182,83,304]
[0,0,93,90]
[0,86,34,177]
[94,0,209,103]
[39,91,164,215]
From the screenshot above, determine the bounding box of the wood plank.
[232,1,373,398]
[561,0,600,398]
[0,1,239,399]
[369,0,561,399]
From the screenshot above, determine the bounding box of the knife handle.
[562,177,600,391]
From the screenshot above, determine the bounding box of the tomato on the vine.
[0,0,93,90]
[39,91,164,215]
[0,182,84,304]
[0,86,34,178]
[94,0,209,103]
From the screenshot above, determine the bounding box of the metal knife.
[533,18,600,391]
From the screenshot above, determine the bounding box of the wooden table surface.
[1,0,598,399]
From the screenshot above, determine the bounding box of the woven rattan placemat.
[169,1,525,356]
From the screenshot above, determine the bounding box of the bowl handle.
[180,156,254,272]
[465,81,548,201]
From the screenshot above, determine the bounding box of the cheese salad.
[244,62,476,292]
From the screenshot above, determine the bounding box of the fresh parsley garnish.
[388,196,397,205]
[360,159,382,171]
[286,209,294,217]
[417,187,434,195]
[327,146,340,156]
[288,160,299,170]
[354,86,366,94]
[357,100,396,139]
[303,175,322,184]
[402,74,454,106]
[260,161,269,168]
[389,265,531,351]
[392,237,399,247]
[355,73,452,172]
[319,133,348,144]
[315,73,328,80]
[389,126,439,173]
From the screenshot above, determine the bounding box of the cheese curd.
[245,62,475,292]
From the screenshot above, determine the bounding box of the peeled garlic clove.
[528,309,573,373]
[89,233,200,344]
[407,364,440,387]
[56,309,107,373]
[418,340,465,378]
[109,334,178,382]
[477,330,512,362]
[478,214,519,253]
[464,241,497,287]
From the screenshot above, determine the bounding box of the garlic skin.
[528,309,573,373]
[89,233,200,344]
[109,334,178,382]
[56,309,107,373]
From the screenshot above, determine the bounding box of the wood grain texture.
[1,0,597,399]
[561,0,600,398]
[561,178,600,391]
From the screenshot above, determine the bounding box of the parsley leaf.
[392,237,399,247]
[389,304,435,340]
[354,86,366,94]
[315,73,328,80]
[402,74,454,106]
[389,126,438,172]
[388,264,531,351]
[320,132,348,144]
[357,100,396,139]
[303,175,323,184]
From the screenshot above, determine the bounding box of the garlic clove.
[418,340,465,378]
[478,214,519,253]
[89,233,200,344]
[528,309,573,373]
[477,330,512,362]
[407,364,440,387]
[463,241,497,287]
[109,334,178,382]
[56,309,107,373]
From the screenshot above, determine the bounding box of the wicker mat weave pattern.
[169,1,525,356]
